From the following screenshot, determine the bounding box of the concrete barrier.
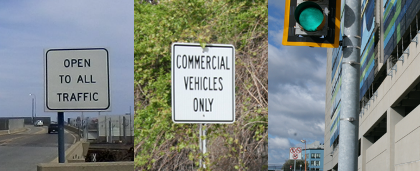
[37,162,134,171]
[0,120,27,136]
[38,125,134,171]
[50,141,90,163]
[9,119,24,130]
[0,118,24,131]
[64,125,79,134]
[0,119,8,130]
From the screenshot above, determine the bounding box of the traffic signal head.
[294,1,326,32]
[282,0,341,48]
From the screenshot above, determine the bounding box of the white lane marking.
[34,127,46,134]
[64,129,77,144]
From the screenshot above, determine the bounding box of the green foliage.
[134,0,267,170]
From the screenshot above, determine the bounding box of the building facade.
[324,0,420,171]
[68,114,134,143]
[303,141,324,171]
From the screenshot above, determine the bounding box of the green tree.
[134,0,267,170]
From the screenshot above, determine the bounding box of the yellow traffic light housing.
[282,0,341,48]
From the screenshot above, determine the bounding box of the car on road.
[48,123,58,134]
[34,120,43,127]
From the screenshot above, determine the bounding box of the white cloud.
[269,15,283,24]
[268,0,329,164]
[268,40,327,164]
[269,29,284,46]
[316,122,325,132]
[269,137,291,150]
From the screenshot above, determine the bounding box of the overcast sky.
[268,0,328,165]
[0,1,133,121]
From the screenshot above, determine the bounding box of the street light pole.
[129,106,132,143]
[29,94,36,123]
[301,140,307,171]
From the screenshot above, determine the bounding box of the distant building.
[302,141,324,171]
[68,114,134,143]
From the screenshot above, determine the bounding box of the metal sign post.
[199,124,207,168]
[199,124,202,167]
[58,112,65,163]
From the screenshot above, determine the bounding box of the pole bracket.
[342,61,360,65]
[342,35,361,39]
[340,117,355,122]
[342,46,361,49]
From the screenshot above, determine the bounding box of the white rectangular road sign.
[45,48,110,111]
[171,43,235,123]
[289,147,302,160]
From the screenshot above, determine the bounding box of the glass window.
[316,161,320,166]
[311,161,314,166]
[316,153,320,159]
[311,153,315,158]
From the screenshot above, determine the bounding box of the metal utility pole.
[29,93,36,123]
[34,95,37,119]
[338,0,361,170]
[85,117,89,140]
[78,117,81,139]
[31,97,34,124]
[129,106,132,143]
[123,116,127,143]
[301,140,307,171]
[109,118,112,143]
[81,112,84,138]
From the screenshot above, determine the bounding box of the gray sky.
[268,0,327,165]
[0,1,133,120]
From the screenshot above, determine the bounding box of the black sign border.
[172,43,235,123]
[45,48,110,111]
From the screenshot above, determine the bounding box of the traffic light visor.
[294,2,325,32]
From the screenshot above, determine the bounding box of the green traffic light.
[294,2,325,32]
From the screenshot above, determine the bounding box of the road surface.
[0,125,76,171]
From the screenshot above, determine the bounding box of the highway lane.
[0,125,76,171]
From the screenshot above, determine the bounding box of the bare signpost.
[45,48,110,163]
[171,43,235,168]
